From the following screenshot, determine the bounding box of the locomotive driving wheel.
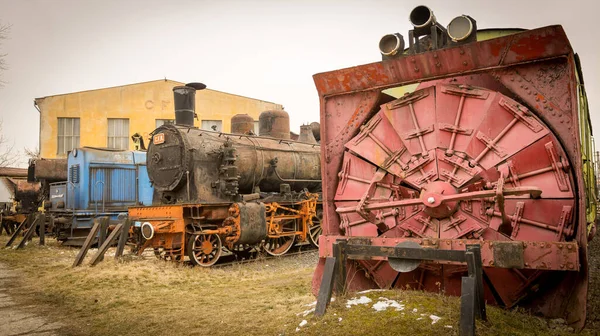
[264,219,297,256]
[332,84,577,308]
[187,233,222,266]
[308,209,323,247]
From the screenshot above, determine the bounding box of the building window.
[107,118,129,149]
[201,120,222,132]
[155,119,174,128]
[57,118,80,155]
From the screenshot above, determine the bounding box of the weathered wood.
[460,276,476,336]
[333,241,347,295]
[467,245,487,321]
[6,217,28,247]
[39,214,46,246]
[72,221,101,267]
[90,224,123,266]
[315,257,338,317]
[97,217,109,248]
[115,219,131,259]
[16,216,39,249]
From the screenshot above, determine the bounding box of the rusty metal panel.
[313,24,588,328]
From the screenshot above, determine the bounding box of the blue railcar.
[48,147,153,245]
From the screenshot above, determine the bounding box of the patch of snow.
[299,320,308,327]
[445,325,453,329]
[346,296,372,308]
[295,327,300,332]
[416,317,424,320]
[296,307,315,317]
[372,298,405,312]
[429,315,441,324]
[338,317,343,322]
[412,308,418,313]
[357,289,387,294]
[304,301,317,307]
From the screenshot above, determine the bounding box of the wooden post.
[39,214,46,246]
[6,217,28,247]
[72,221,101,267]
[16,216,39,249]
[314,256,338,317]
[97,217,109,248]
[115,219,131,259]
[460,276,476,336]
[334,240,347,295]
[90,223,123,266]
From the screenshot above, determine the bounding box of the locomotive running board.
[315,240,487,336]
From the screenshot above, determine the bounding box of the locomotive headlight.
[141,222,155,240]
[447,15,475,42]
[379,33,405,57]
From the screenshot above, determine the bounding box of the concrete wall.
[36,80,283,158]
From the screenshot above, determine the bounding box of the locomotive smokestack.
[173,82,206,127]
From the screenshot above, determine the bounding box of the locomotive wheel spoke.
[187,233,222,267]
[308,210,323,247]
[265,217,298,256]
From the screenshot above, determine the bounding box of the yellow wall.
[36,80,283,158]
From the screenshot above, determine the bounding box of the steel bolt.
[568,245,572,250]
[462,61,468,66]
[427,197,435,204]
[525,262,529,267]
[568,263,574,270]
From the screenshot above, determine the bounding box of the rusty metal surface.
[148,124,321,202]
[259,110,291,139]
[312,24,588,327]
[231,114,255,135]
[0,167,28,178]
[298,125,318,144]
[29,158,67,182]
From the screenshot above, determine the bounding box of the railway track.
[211,245,318,268]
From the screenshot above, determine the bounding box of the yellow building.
[35,79,283,158]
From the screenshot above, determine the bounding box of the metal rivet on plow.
[427,197,435,204]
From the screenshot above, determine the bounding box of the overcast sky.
[0,0,598,166]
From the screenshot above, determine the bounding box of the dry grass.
[0,236,598,335]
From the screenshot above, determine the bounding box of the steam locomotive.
[128,84,322,265]
[312,5,596,329]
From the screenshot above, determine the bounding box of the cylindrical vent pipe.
[231,114,255,134]
[173,82,206,127]
[259,110,290,139]
[298,125,317,144]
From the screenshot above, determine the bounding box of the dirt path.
[0,263,63,336]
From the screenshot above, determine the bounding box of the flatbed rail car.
[312,5,596,329]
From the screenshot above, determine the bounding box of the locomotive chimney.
[298,124,317,144]
[173,82,206,127]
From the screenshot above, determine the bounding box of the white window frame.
[57,117,80,155]
[107,118,130,150]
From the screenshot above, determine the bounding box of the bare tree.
[0,120,18,167]
[23,146,40,160]
[0,23,9,86]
